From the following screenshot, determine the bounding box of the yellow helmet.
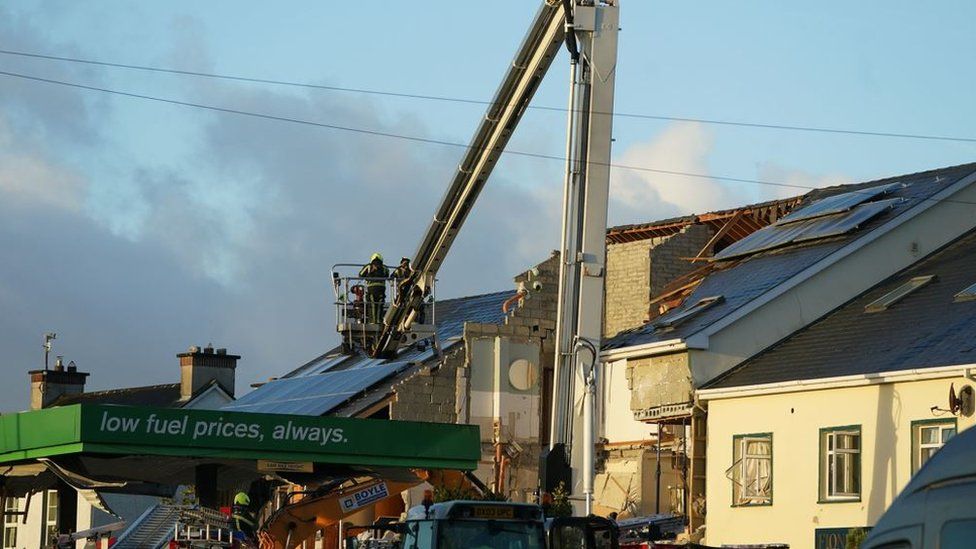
[370,253,384,263]
[234,492,250,506]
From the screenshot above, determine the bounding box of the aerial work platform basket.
[331,263,436,354]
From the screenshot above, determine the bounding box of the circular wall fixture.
[509,359,538,391]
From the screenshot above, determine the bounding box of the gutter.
[698,364,976,400]
[600,338,686,361]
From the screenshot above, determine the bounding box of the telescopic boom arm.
[372,2,567,357]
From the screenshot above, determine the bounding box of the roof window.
[655,295,724,331]
[864,275,935,313]
[954,282,976,303]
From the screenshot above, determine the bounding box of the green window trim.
[818,425,862,504]
[910,417,958,474]
[728,432,773,507]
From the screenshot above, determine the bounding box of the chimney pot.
[67,361,77,372]
[54,356,64,371]
[189,345,200,353]
[216,348,227,355]
[204,344,214,354]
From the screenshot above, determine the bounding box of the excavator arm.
[257,471,487,549]
[372,1,568,357]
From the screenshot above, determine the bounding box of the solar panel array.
[714,197,901,261]
[773,182,902,226]
[224,361,415,415]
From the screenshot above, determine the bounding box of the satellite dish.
[949,384,960,414]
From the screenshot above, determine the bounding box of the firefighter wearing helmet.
[359,253,390,323]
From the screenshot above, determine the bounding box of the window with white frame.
[43,490,58,546]
[726,433,772,505]
[913,420,956,473]
[3,498,18,549]
[821,427,861,501]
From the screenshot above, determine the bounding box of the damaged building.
[602,163,976,534]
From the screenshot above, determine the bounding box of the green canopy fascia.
[0,404,480,471]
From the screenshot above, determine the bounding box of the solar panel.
[712,221,812,261]
[792,198,900,243]
[224,362,412,415]
[774,182,902,226]
[714,197,901,261]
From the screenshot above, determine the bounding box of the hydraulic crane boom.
[372,2,567,357]
[371,0,619,515]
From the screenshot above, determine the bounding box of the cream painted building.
[599,164,976,533]
[699,229,976,549]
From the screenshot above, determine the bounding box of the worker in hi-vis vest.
[359,253,390,324]
[231,492,256,541]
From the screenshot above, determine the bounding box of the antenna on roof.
[43,332,57,371]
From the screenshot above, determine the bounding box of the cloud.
[0,11,564,409]
[608,122,734,225]
[0,118,87,211]
[755,162,853,198]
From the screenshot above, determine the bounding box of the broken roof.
[705,229,976,389]
[224,290,512,416]
[605,196,799,246]
[604,162,976,351]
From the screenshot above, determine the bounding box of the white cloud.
[609,122,734,225]
[756,162,853,198]
[0,117,88,212]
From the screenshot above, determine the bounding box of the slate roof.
[224,290,512,416]
[51,383,183,407]
[705,229,976,389]
[603,163,976,351]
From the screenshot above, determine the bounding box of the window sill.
[731,502,773,508]
[817,497,861,504]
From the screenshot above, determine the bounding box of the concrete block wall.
[604,238,663,338]
[649,224,714,296]
[510,251,560,352]
[389,345,464,423]
[604,225,714,339]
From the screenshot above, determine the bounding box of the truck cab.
[400,500,546,549]
[546,516,619,549]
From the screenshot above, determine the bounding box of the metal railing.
[331,264,436,351]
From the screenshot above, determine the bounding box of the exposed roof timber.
[606,197,802,245]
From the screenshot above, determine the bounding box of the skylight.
[864,275,936,313]
[655,295,724,331]
[954,282,976,303]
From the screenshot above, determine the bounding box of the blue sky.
[1,1,974,407]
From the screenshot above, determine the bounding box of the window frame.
[911,418,957,474]
[42,489,58,547]
[2,498,18,549]
[729,432,773,507]
[819,425,862,503]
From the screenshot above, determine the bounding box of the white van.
[863,423,976,548]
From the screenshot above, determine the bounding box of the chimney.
[178,344,240,400]
[29,361,89,410]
